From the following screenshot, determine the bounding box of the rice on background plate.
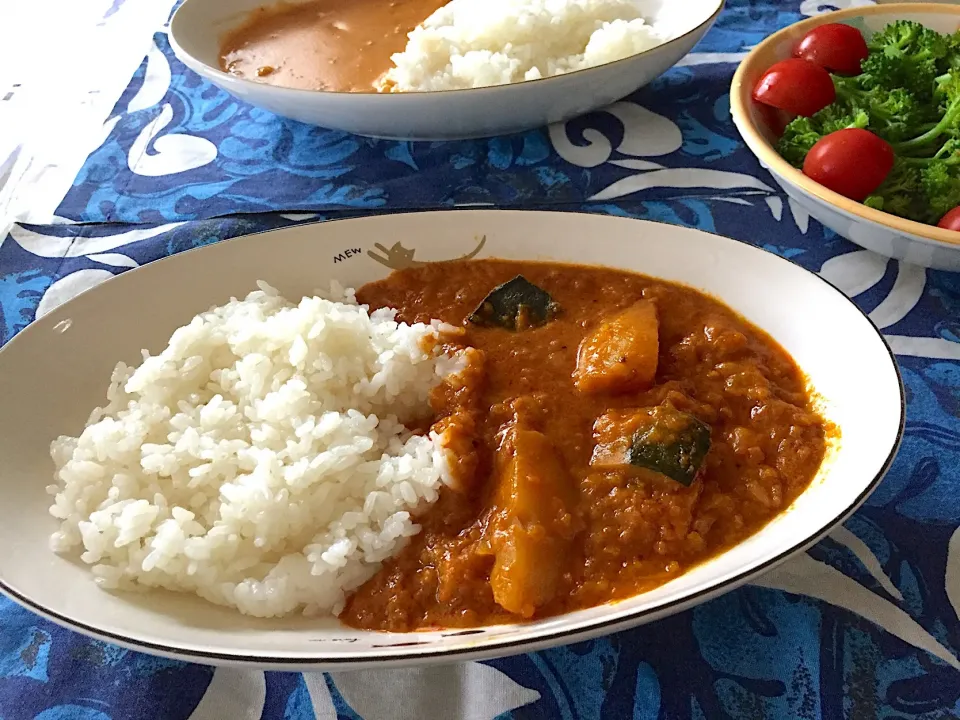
[381,0,673,92]
[47,282,464,618]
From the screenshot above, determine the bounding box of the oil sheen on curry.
[342,259,828,631]
[219,0,441,92]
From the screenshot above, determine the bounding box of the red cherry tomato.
[802,128,894,202]
[756,103,795,137]
[937,207,960,231]
[793,23,869,75]
[752,59,836,117]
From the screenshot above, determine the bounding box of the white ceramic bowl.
[168,0,723,140]
[730,4,960,271]
[0,210,903,669]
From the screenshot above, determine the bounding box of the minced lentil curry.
[342,259,828,631]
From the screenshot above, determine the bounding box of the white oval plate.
[168,0,722,140]
[0,211,903,670]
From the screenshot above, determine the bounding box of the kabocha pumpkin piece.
[467,275,559,331]
[591,404,712,486]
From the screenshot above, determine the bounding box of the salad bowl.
[731,4,960,270]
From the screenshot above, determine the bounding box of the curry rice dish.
[47,259,828,630]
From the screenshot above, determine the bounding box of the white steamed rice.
[381,0,672,92]
[47,281,463,618]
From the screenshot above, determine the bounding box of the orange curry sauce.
[219,0,444,92]
[343,259,828,631]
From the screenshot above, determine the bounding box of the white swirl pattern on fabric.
[128,104,218,177]
[185,668,267,720]
[186,664,542,720]
[550,100,777,203]
[755,553,960,670]
[127,39,173,115]
[34,269,115,319]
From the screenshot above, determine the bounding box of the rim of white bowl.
[0,210,905,667]
[168,0,725,98]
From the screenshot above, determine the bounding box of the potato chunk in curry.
[574,300,659,395]
[486,422,577,617]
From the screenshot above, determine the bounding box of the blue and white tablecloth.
[2,1,960,717]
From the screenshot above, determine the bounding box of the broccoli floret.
[777,118,822,168]
[942,29,960,71]
[777,107,868,168]
[866,141,960,223]
[894,72,960,155]
[919,140,960,219]
[818,103,870,135]
[865,160,926,221]
[832,76,934,142]
[860,20,949,100]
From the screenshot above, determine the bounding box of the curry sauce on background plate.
[219,0,444,92]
